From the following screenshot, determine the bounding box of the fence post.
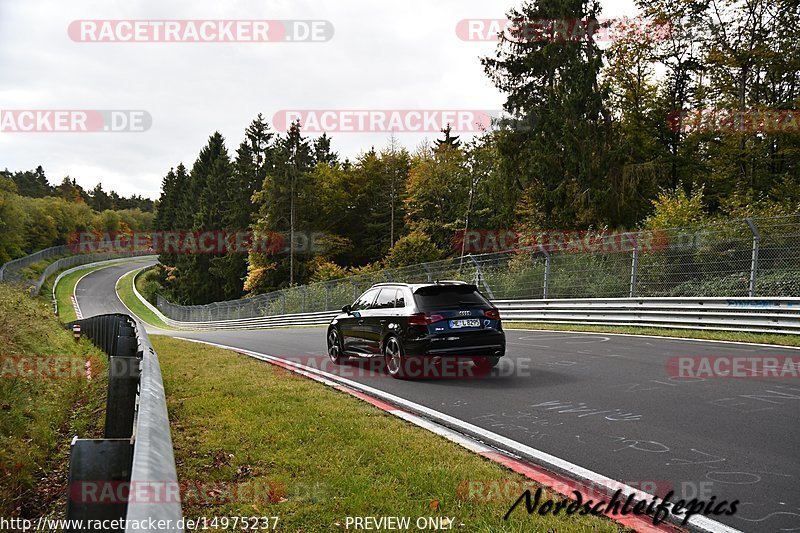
[745,218,760,297]
[629,243,639,298]
[325,283,331,310]
[281,291,287,314]
[539,245,550,299]
[422,263,433,282]
[468,255,495,299]
[351,280,358,302]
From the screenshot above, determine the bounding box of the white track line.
[176,337,741,533]
[509,328,800,351]
[71,268,99,319]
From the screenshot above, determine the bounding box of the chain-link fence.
[0,245,70,283]
[0,245,155,296]
[155,215,800,322]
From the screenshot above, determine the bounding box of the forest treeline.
[0,167,155,264]
[153,0,799,305]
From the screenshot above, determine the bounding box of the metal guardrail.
[0,245,154,296]
[493,297,800,335]
[135,271,800,334]
[154,215,800,322]
[52,256,159,316]
[64,314,183,532]
[30,250,154,296]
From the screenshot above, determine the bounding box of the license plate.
[450,319,481,329]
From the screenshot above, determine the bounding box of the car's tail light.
[409,313,444,325]
[484,308,501,320]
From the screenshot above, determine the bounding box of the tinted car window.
[413,285,489,311]
[374,288,397,309]
[394,289,406,308]
[352,289,379,311]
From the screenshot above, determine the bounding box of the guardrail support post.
[422,263,433,282]
[629,244,639,298]
[745,218,760,297]
[106,356,140,439]
[468,255,495,299]
[66,438,134,531]
[325,283,331,310]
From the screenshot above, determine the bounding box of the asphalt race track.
[76,260,800,532]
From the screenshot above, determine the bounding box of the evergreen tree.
[89,183,113,211]
[483,0,614,228]
[435,124,461,150]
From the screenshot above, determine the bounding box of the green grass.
[0,284,108,519]
[17,254,69,281]
[134,265,162,305]
[116,268,171,329]
[153,336,628,532]
[504,322,800,347]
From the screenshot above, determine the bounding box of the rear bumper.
[404,331,506,358]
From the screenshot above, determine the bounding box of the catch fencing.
[156,215,800,323]
[0,244,69,282]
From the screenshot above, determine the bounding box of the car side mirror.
[342,305,352,314]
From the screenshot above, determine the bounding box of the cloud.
[0,0,637,199]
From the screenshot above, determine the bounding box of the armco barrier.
[493,297,800,335]
[52,255,159,316]
[30,250,154,296]
[128,266,338,331]
[130,270,800,334]
[0,245,155,297]
[65,314,183,532]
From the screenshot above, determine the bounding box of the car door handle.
[380,320,387,325]
[358,319,365,325]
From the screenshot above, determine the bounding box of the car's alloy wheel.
[328,329,345,364]
[384,337,405,378]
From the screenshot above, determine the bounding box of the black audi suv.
[326,281,505,379]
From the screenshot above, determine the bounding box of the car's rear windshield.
[413,285,490,311]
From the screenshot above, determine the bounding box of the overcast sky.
[0,0,638,199]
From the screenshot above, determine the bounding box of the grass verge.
[16,254,69,281]
[504,322,800,347]
[0,284,108,520]
[153,336,627,532]
[116,268,171,329]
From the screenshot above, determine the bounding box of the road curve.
[76,260,800,532]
